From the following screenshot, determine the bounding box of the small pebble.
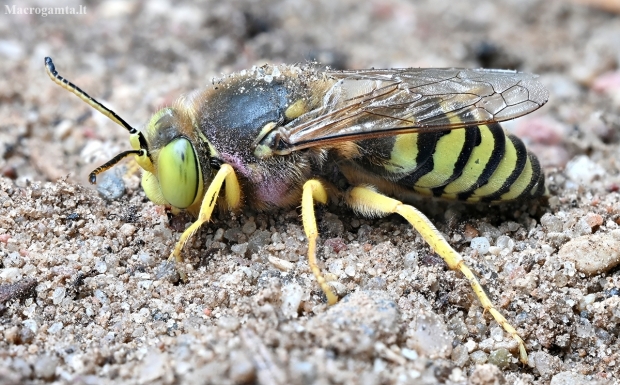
[268,256,294,272]
[119,223,136,237]
[470,350,488,364]
[577,293,596,311]
[229,350,256,383]
[469,364,505,385]
[52,287,66,305]
[218,316,240,332]
[242,220,257,235]
[48,322,63,334]
[138,251,155,267]
[231,243,248,256]
[401,348,418,361]
[34,355,59,380]
[213,228,225,242]
[540,213,563,232]
[20,325,35,343]
[406,309,453,359]
[490,326,503,342]
[281,282,304,318]
[558,232,620,275]
[495,236,514,252]
[465,340,477,353]
[451,345,469,367]
[404,251,418,268]
[96,169,125,200]
[488,348,511,369]
[22,319,37,334]
[248,230,271,254]
[565,155,605,184]
[550,371,597,385]
[470,237,490,254]
[344,265,356,277]
[528,351,562,378]
[95,260,107,274]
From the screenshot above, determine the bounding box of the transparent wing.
[275,68,548,152]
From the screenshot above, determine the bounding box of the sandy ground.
[1,0,620,384]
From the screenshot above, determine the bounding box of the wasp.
[45,57,547,364]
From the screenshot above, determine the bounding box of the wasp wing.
[277,68,548,152]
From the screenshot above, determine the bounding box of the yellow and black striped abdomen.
[352,124,545,203]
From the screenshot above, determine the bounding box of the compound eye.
[157,138,199,209]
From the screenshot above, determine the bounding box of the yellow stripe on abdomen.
[440,125,500,199]
[414,129,466,188]
[467,134,527,202]
[384,133,419,174]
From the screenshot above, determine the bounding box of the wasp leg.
[168,164,241,280]
[125,158,142,178]
[347,186,528,365]
[301,179,338,305]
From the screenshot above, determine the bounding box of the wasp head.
[45,57,206,212]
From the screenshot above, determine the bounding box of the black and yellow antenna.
[45,57,148,183]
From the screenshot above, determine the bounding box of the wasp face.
[138,108,204,210]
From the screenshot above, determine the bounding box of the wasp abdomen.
[352,123,545,203]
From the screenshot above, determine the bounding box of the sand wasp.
[45,57,548,364]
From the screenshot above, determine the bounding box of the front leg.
[168,164,241,279]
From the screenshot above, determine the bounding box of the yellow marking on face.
[141,171,167,205]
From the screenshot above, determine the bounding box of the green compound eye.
[158,138,199,209]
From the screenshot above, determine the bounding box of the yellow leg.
[125,158,142,178]
[347,186,528,365]
[168,164,241,277]
[301,179,338,305]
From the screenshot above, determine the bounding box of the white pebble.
[0,268,21,282]
[465,339,477,353]
[281,283,304,319]
[52,287,66,305]
[23,319,38,333]
[565,155,605,184]
[119,223,136,237]
[490,326,504,342]
[345,265,356,277]
[495,235,514,252]
[471,237,490,254]
[48,322,63,334]
[268,256,294,272]
[401,348,418,361]
[95,261,107,273]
